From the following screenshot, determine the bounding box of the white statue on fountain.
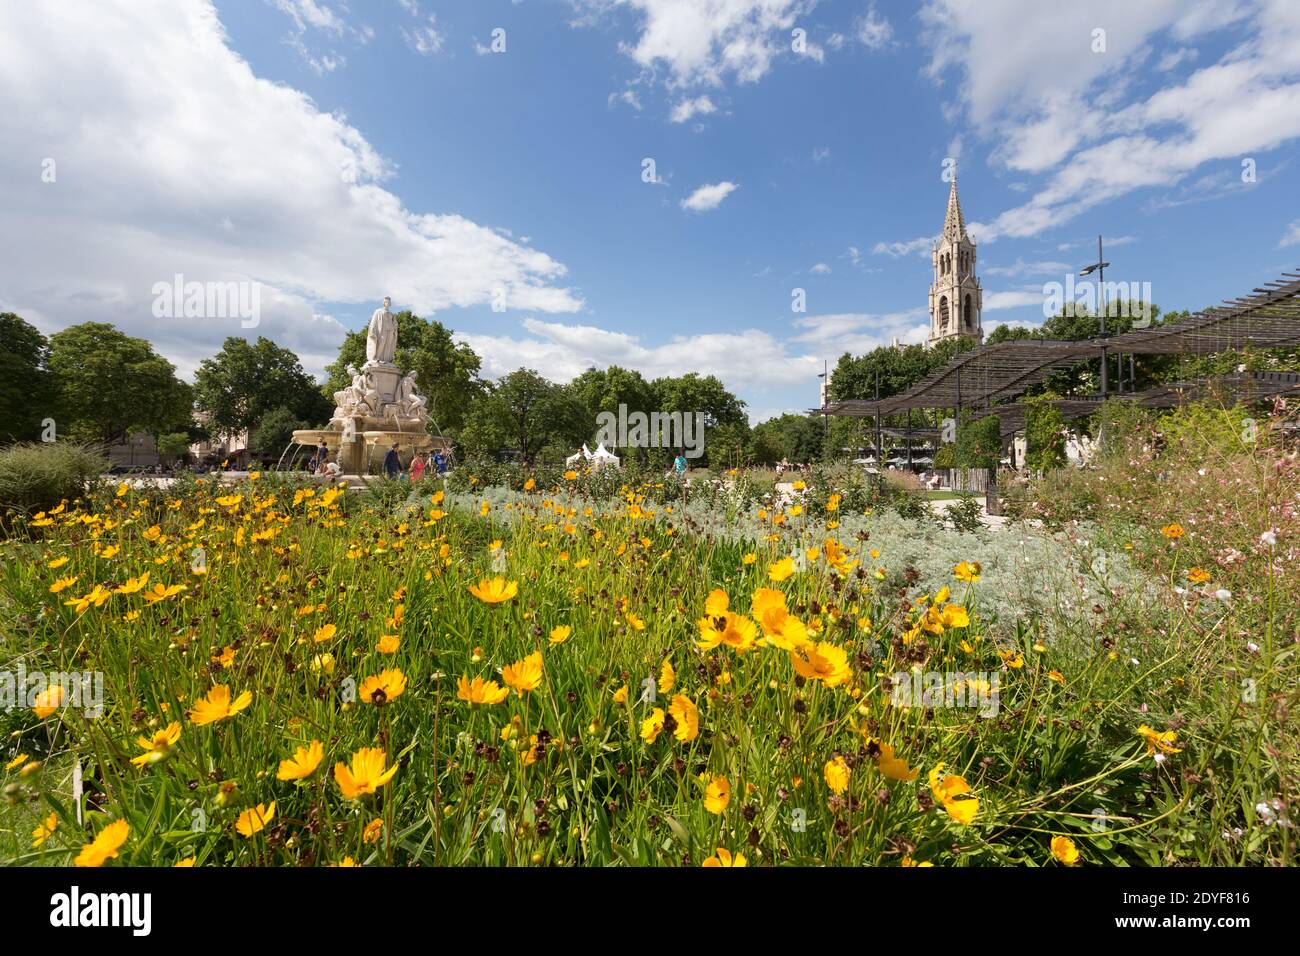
[366,295,399,367]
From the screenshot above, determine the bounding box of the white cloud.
[791,309,930,354]
[457,317,825,403]
[270,0,347,35]
[608,88,643,110]
[670,95,717,123]
[573,0,812,88]
[1281,220,1300,247]
[983,258,1071,278]
[872,236,934,257]
[681,181,739,211]
[0,0,581,381]
[855,4,894,50]
[922,0,1300,242]
[402,15,444,56]
[983,290,1045,311]
[809,262,831,274]
[811,145,831,162]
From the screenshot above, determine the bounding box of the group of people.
[308,444,448,480]
[382,444,448,480]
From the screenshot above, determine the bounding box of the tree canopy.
[46,322,192,444]
[0,313,57,443]
[194,336,331,438]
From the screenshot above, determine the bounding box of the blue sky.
[3,0,1299,422]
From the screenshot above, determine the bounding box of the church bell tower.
[928,176,983,346]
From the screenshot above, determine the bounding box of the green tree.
[955,412,1001,468]
[752,413,825,465]
[322,311,485,436]
[1023,395,1067,471]
[157,432,193,463]
[460,369,587,465]
[0,313,57,443]
[251,405,310,456]
[649,373,748,468]
[47,322,192,443]
[194,336,331,438]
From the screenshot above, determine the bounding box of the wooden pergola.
[818,268,1300,422]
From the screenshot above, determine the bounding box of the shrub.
[946,494,984,533]
[0,441,107,526]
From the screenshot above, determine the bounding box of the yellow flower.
[235,802,276,838]
[47,556,69,569]
[130,721,181,767]
[312,623,337,644]
[702,848,747,867]
[999,650,1025,669]
[613,683,629,704]
[32,812,58,847]
[277,740,324,781]
[457,674,510,705]
[143,582,186,604]
[363,818,384,844]
[32,684,66,718]
[953,561,982,582]
[901,856,933,867]
[1160,522,1185,540]
[376,634,400,654]
[335,747,399,799]
[468,577,518,604]
[697,611,758,653]
[1136,724,1182,757]
[1186,567,1212,584]
[640,707,665,743]
[5,753,29,771]
[741,553,756,565]
[548,625,572,645]
[790,641,852,687]
[563,470,578,481]
[659,659,675,694]
[311,653,335,675]
[824,756,851,795]
[523,478,536,491]
[767,556,795,582]
[75,819,130,867]
[704,775,731,814]
[869,740,919,782]
[64,583,113,614]
[359,668,407,706]
[939,603,970,629]
[928,764,979,825]
[1051,835,1080,865]
[49,574,79,594]
[174,857,196,867]
[756,606,809,651]
[703,588,730,616]
[669,694,699,742]
[188,685,253,725]
[503,651,544,696]
[1047,669,1065,684]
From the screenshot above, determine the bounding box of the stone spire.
[928,176,982,346]
[942,175,968,242]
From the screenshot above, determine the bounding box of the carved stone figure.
[366,296,398,366]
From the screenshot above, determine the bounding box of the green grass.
[0,466,1294,867]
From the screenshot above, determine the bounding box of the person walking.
[383,443,402,479]
[410,451,427,481]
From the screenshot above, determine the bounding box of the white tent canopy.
[566,442,621,469]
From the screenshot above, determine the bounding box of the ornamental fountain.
[292,297,444,474]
